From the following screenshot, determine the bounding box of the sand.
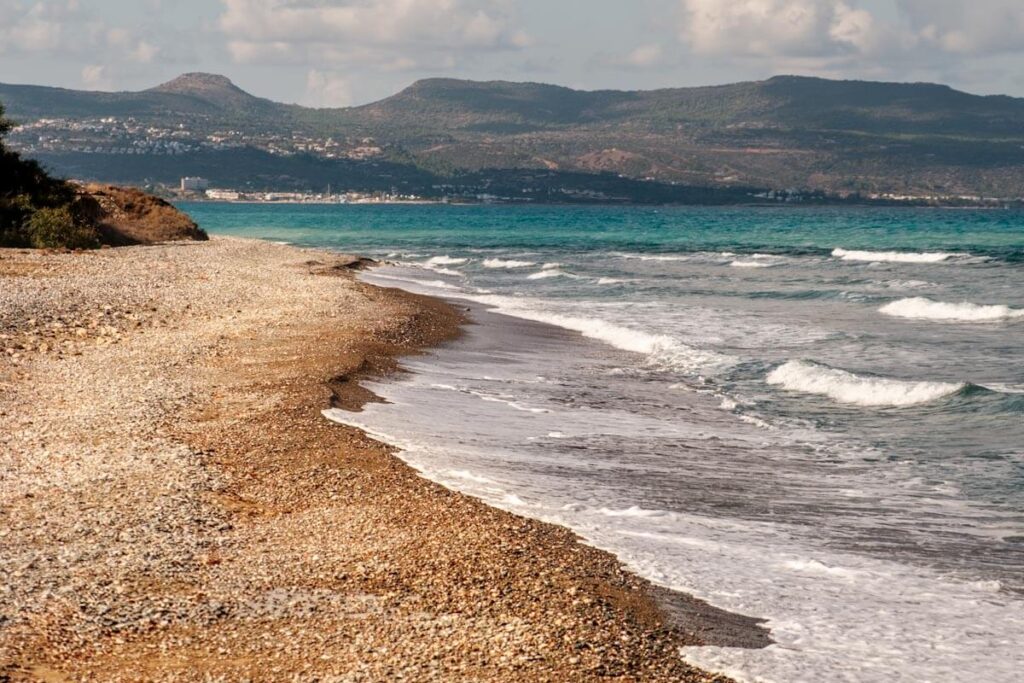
[0,237,746,682]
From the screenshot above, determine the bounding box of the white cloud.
[305,69,354,107]
[218,0,528,68]
[0,1,164,68]
[680,0,864,58]
[621,43,665,68]
[678,0,1024,65]
[81,64,112,90]
[0,0,76,53]
[897,0,1024,56]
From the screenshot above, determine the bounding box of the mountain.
[3,73,1024,201]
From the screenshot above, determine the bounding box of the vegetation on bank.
[0,103,100,248]
[1,101,207,248]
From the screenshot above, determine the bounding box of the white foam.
[598,506,669,518]
[767,360,966,407]
[527,269,564,280]
[527,269,583,280]
[323,405,1024,683]
[429,383,549,414]
[730,260,771,268]
[438,291,735,374]
[370,274,462,291]
[615,252,692,262]
[482,258,536,269]
[424,266,464,277]
[541,262,563,269]
[446,469,499,485]
[425,255,469,266]
[832,248,962,263]
[880,297,1024,322]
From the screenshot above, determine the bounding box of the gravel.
[0,238,733,682]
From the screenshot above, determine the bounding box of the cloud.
[81,64,113,90]
[679,0,872,58]
[218,0,528,69]
[677,0,1024,65]
[305,69,353,107]
[897,0,1024,56]
[0,0,165,81]
[620,44,666,68]
[0,0,80,53]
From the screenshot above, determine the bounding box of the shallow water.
[188,203,1024,682]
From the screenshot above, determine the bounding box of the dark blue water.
[186,202,1024,682]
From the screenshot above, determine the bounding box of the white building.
[205,189,241,201]
[180,177,209,192]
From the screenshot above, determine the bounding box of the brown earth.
[75,183,208,246]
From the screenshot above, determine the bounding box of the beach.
[0,237,736,682]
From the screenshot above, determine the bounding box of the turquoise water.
[185,202,1024,682]
[185,203,1024,257]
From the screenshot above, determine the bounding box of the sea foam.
[527,269,578,280]
[483,258,536,269]
[767,360,966,407]
[832,248,962,263]
[425,255,469,266]
[880,297,1024,322]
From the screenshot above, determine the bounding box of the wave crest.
[483,258,536,269]
[425,255,468,266]
[832,248,962,263]
[766,360,966,407]
[880,297,1024,322]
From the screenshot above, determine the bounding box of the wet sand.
[0,237,759,681]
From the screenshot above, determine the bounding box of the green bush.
[25,206,99,249]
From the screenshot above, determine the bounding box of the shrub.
[25,206,99,249]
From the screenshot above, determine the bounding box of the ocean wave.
[831,248,964,263]
[527,268,582,280]
[461,293,732,373]
[615,252,692,262]
[730,260,772,268]
[368,273,463,291]
[425,255,469,266]
[766,360,966,407]
[879,297,1024,322]
[482,258,536,269]
[429,383,549,413]
[425,266,465,277]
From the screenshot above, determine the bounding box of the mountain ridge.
[3,72,1023,200]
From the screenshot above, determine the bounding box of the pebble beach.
[0,237,734,682]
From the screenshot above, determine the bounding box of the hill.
[3,73,1024,201]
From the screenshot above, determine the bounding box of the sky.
[2,0,1024,106]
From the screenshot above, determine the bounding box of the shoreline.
[1,237,747,681]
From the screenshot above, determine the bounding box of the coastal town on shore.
[178,176,444,204]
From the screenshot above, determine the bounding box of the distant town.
[176,177,443,204]
[11,116,385,161]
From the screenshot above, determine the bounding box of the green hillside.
[3,73,1024,199]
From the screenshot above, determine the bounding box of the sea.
[184,202,1024,683]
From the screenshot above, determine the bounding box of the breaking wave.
[766,360,967,407]
[880,297,1024,322]
[425,255,469,266]
[482,258,536,269]
[832,248,964,263]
